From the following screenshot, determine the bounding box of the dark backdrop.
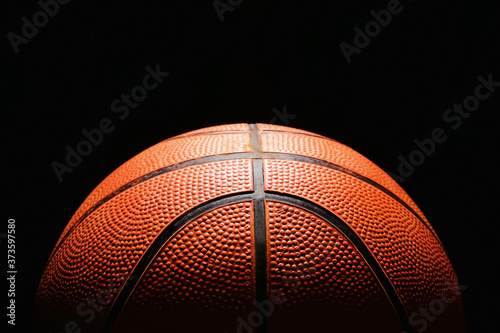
[3,1,499,332]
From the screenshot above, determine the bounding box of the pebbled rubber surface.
[111,201,256,333]
[263,158,458,312]
[53,132,252,251]
[35,123,466,333]
[35,159,253,332]
[266,200,403,333]
[260,131,430,228]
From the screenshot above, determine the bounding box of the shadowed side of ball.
[34,123,466,333]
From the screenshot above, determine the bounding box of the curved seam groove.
[100,193,255,333]
[263,192,415,333]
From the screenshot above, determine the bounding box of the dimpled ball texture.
[34,123,466,333]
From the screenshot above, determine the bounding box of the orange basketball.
[35,123,466,333]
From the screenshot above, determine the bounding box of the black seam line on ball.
[259,129,337,142]
[252,159,268,333]
[163,130,250,141]
[49,149,440,269]
[249,123,263,153]
[249,123,268,333]
[45,152,255,265]
[100,193,255,333]
[260,153,440,245]
[263,192,415,333]
[48,148,440,270]
[160,126,336,143]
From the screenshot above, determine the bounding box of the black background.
[3,0,499,332]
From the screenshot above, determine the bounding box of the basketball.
[35,123,466,333]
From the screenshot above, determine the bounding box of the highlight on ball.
[34,123,466,333]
